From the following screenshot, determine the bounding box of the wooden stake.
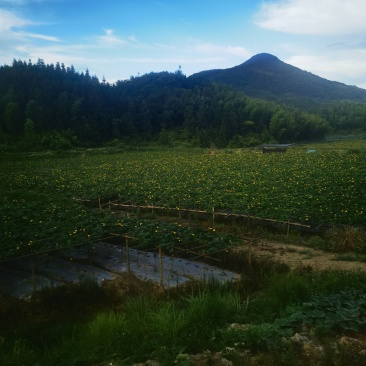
[31,255,36,294]
[120,237,123,260]
[159,246,163,287]
[248,242,252,267]
[126,238,130,272]
[87,242,93,265]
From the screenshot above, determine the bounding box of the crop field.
[1,140,365,259]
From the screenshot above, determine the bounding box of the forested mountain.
[0,58,365,151]
[191,53,366,110]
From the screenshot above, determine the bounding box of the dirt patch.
[237,239,366,272]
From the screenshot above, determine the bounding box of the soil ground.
[242,239,366,272]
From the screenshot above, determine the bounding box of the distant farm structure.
[262,144,293,153]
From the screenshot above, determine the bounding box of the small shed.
[262,144,293,153]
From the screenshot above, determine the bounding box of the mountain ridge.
[190,53,366,109]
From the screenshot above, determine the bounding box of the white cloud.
[95,29,127,47]
[0,0,46,5]
[227,46,250,57]
[195,43,250,58]
[286,51,366,86]
[129,35,138,43]
[18,31,60,42]
[0,0,25,4]
[256,0,366,35]
[0,9,33,30]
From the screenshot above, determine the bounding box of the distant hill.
[190,53,366,109]
[1,57,365,150]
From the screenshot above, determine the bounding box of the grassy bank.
[1,262,366,366]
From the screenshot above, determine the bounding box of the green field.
[1,140,365,259]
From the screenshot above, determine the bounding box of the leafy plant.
[307,235,326,249]
[225,289,366,352]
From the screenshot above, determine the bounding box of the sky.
[1,0,366,88]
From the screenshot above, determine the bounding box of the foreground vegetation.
[1,265,366,365]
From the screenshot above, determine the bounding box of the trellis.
[98,199,313,234]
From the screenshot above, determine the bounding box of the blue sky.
[1,0,366,88]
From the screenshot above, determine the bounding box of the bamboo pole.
[30,241,36,294]
[87,242,93,265]
[248,241,252,267]
[159,246,163,287]
[104,202,313,230]
[126,238,130,272]
[174,246,221,262]
[31,255,36,294]
[120,237,123,260]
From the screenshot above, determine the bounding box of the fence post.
[159,246,163,287]
[31,254,36,294]
[120,235,123,260]
[248,241,252,267]
[126,237,130,272]
[98,197,101,210]
[87,241,93,265]
[212,207,215,226]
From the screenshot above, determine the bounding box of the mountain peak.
[190,52,366,107]
[243,53,280,66]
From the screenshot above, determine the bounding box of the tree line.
[0,59,365,150]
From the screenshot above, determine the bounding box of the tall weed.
[151,302,188,347]
[85,311,128,356]
[0,338,38,366]
[247,271,311,323]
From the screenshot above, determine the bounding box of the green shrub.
[307,235,326,249]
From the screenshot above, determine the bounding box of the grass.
[334,252,366,262]
[1,264,366,366]
[86,312,129,356]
